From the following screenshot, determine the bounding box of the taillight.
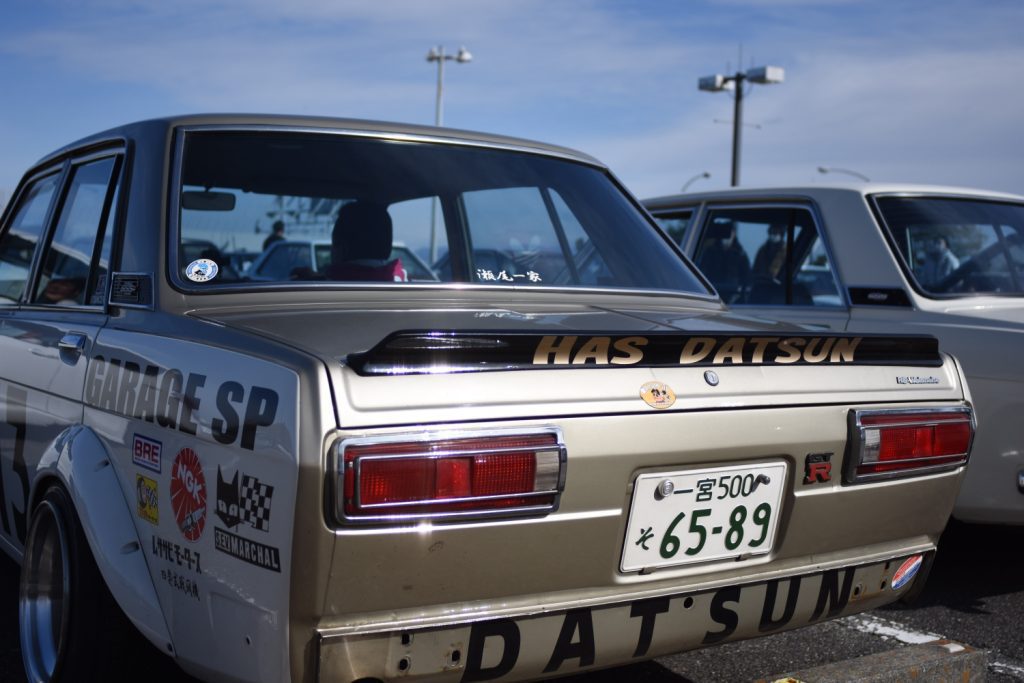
[336,430,565,522]
[845,408,973,483]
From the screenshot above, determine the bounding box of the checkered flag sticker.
[240,475,274,532]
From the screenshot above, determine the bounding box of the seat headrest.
[332,201,393,262]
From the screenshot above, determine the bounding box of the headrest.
[706,219,735,240]
[332,201,393,262]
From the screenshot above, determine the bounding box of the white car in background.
[645,183,1024,524]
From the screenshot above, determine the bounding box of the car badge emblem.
[704,370,720,386]
[804,452,833,484]
[640,381,675,409]
[185,258,219,283]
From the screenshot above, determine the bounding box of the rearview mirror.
[181,190,236,211]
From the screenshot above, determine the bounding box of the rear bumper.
[315,550,930,683]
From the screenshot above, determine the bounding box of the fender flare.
[32,425,174,655]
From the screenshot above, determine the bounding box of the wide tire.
[19,485,139,682]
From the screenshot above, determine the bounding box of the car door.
[0,149,123,554]
[684,203,851,331]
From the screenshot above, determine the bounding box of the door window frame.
[1,145,127,315]
[685,200,849,309]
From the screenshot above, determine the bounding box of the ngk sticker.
[171,448,207,542]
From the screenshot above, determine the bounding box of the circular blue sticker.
[185,258,219,283]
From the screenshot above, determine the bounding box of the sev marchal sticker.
[185,258,219,282]
[640,381,676,409]
[171,447,207,542]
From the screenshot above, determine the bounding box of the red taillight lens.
[848,409,973,481]
[339,432,563,521]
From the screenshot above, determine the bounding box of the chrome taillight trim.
[331,427,567,525]
[844,406,974,484]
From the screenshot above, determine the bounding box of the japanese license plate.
[621,462,787,572]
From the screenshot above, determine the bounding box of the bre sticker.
[170,448,207,542]
[185,258,219,283]
[136,474,159,525]
[133,433,162,473]
[891,554,924,590]
[640,381,676,409]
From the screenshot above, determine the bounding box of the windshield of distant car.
[875,196,1024,296]
[175,130,708,295]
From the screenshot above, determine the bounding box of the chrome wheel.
[20,497,71,683]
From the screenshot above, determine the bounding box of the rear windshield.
[176,130,708,295]
[875,196,1024,296]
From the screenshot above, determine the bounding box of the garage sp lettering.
[84,355,279,451]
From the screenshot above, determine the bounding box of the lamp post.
[426,45,472,127]
[425,45,472,262]
[681,172,711,192]
[818,166,870,182]
[698,65,784,187]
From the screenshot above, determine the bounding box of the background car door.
[679,204,851,331]
[0,151,122,554]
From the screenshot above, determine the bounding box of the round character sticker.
[640,381,676,409]
[185,258,219,283]
[170,448,207,542]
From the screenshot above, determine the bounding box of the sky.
[2,0,1023,211]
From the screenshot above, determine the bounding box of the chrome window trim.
[843,405,975,484]
[331,426,567,525]
[167,125,717,302]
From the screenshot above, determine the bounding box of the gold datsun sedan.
[0,116,973,683]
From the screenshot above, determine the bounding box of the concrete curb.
[755,639,987,682]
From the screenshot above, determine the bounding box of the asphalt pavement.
[2,520,1022,682]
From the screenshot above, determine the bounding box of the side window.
[0,173,60,304]
[33,157,119,307]
[694,206,842,307]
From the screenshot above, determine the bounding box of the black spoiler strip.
[346,331,942,376]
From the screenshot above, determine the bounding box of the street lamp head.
[746,65,784,85]
[456,46,473,63]
[698,74,727,92]
[426,46,441,62]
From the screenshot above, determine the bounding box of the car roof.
[643,182,1024,208]
[35,113,605,170]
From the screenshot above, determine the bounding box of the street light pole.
[699,65,784,187]
[427,45,472,127]
[426,45,472,261]
[731,72,744,187]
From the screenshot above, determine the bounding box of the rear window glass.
[176,130,708,295]
[875,196,1024,296]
